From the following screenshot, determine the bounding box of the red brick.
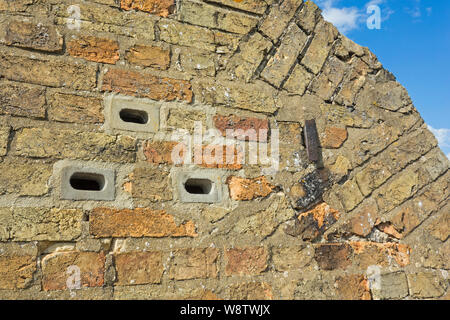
[168,248,218,280]
[227,176,275,201]
[120,0,175,17]
[90,207,197,238]
[41,251,105,291]
[67,36,120,64]
[213,115,269,142]
[102,69,193,102]
[225,247,268,276]
[115,251,164,285]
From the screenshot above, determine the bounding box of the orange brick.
[168,248,218,280]
[336,274,372,300]
[143,141,182,165]
[41,251,105,291]
[0,255,36,290]
[200,145,243,170]
[102,69,193,102]
[120,0,175,17]
[225,247,268,276]
[115,251,164,285]
[90,207,197,238]
[322,127,348,149]
[227,176,275,201]
[67,36,119,64]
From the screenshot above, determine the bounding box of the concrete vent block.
[175,170,223,203]
[104,95,160,133]
[61,165,115,201]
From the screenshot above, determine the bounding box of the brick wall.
[0,0,448,300]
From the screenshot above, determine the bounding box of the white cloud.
[318,0,361,33]
[317,0,394,34]
[428,125,450,148]
[322,6,361,33]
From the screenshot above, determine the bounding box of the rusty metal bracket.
[304,119,320,162]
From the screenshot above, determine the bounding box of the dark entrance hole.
[184,179,213,195]
[119,109,149,124]
[70,172,105,191]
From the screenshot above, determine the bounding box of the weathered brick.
[206,0,268,15]
[344,199,379,237]
[67,36,119,64]
[194,80,278,114]
[0,208,83,241]
[0,50,97,90]
[125,166,172,201]
[115,251,164,285]
[261,23,308,87]
[214,115,269,142]
[120,0,175,17]
[54,2,156,39]
[178,49,216,77]
[225,247,268,276]
[0,80,46,119]
[259,0,303,41]
[165,108,206,132]
[168,248,218,280]
[372,272,409,300]
[158,20,216,52]
[12,128,136,163]
[337,178,364,212]
[295,202,341,241]
[321,127,348,149]
[314,243,352,270]
[42,251,105,291]
[283,64,313,95]
[408,272,447,298]
[102,69,192,103]
[143,141,182,165]
[200,145,243,170]
[227,176,275,201]
[301,20,337,74]
[272,245,314,272]
[227,282,273,300]
[0,0,34,12]
[90,208,197,238]
[0,255,36,290]
[2,19,63,52]
[0,161,52,196]
[226,32,272,82]
[179,1,258,34]
[47,91,104,124]
[375,170,419,213]
[125,45,170,69]
[0,127,9,156]
[350,242,410,269]
[336,274,371,300]
[310,56,347,100]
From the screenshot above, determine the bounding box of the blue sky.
[315,0,450,158]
